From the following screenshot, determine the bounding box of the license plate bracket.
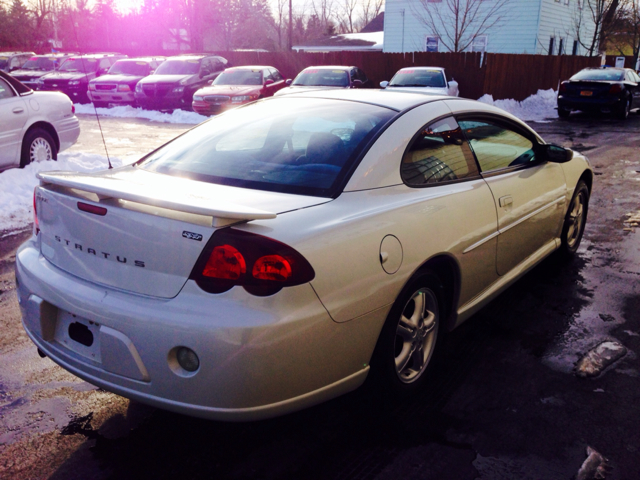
[54,310,102,362]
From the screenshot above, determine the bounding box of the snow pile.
[74,103,208,125]
[477,89,558,122]
[0,152,125,234]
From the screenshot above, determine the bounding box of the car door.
[458,117,567,276]
[0,77,28,168]
[268,68,286,94]
[625,70,640,109]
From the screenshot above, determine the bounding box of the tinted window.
[155,59,200,75]
[138,98,395,197]
[292,69,349,87]
[389,69,446,88]
[271,68,283,81]
[108,60,150,76]
[214,69,263,85]
[59,58,98,73]
[22,57,56,71]
[571,69,624,82]
[459,119,535,172]
[402,117,479,186]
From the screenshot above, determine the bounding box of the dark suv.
[37,53,127,103]
[88,57,165,107]
[10,53,75,90]
[134,54,229,111]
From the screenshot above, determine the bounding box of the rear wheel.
[560,180,589,255]
[617,97,631,120]
[368,271,444,396]
[20,128,57,168]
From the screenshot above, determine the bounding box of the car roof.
[116,57,165,63]
[302,65,355,70]
[398,66,446,72]
[227,65,273,70]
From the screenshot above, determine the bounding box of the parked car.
[0,51,36,72]
[380,67,459,97]
[557,66,640,119]
[135,54,229,111]
[0,70,79,171]
[37,53,127,103]
[18,90,592,421]
[274,65,369,96]
[192,65,286,115]
[87,57,166,108]
[10,53,76,90]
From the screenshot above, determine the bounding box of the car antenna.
[71,16,113,169]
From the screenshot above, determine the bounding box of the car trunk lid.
[36,167,330,298]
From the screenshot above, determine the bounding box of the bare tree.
[336,0,358,33]
[359,0,383,27]
[611,0,640,61]
[412,0,509,52]
[572,0,622,56]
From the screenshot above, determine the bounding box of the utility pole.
[289,0,293,51]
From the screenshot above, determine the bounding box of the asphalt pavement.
[0,111,639,479]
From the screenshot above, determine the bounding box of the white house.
[384,0,598,55]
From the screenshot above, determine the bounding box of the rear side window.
[0,78,16,99]
[138,98,395,197]
[459,119,535,172]
[402,117,479,186]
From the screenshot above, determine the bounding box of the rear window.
[571,69,624,82]
[138,98,395,197]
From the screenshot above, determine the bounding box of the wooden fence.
[218,50,600,101]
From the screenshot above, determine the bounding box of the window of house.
[426,36,440,52]
[548,37,555,55]
[401,117,479,186]
[472,36,488,53]
[458,119,536,173]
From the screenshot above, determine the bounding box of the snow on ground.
[74,103,208,125]
[0,152,128,234]
[478,89,558,123]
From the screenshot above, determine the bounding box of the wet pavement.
[0,112,639,479]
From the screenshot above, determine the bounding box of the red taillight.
[71,104,75,114]
[252,255,292,281]
[33,188,40,235]
[609,83,622,94]
[77,202,107,216]
[191,229,315,296]
[203,245,246,279]
[559,82,568,94]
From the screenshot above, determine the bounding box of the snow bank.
[477,89,558,123]
[74,103,208,125]
[0,152,125,234]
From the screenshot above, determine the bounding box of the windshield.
[59,58,98,73]
[21,57,56,71]
[138,98,396,197]
[108,60,150,76]
[389,69,446,88]
[292,69,349,87]
[155,59,199,75]
[214,69,263,86]
[571,69,624,82]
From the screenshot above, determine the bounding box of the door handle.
[499,195,513,208]
[12,107,24,114]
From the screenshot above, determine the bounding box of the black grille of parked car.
[45,78,69,88]
[204,95,230,104]
[96,84,117,91]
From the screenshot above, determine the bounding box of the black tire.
[560,180,589,255]
[368,271,445,397]
[617,96,630,120]
[20,128,57,168]
[558,107,571,119]
[93,101,108,108]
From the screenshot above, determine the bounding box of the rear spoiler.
[37,171,277,226]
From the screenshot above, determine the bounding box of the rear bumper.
[16,237,377,421]
[54,115,81,152]
[558,95,623,111]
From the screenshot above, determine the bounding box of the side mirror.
[380,81,389,88]
[285,78,292,86]
[352,79,363,87]
[543,144,573,163]
[264,79,274,86]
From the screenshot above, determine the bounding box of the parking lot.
[0,110,639,479]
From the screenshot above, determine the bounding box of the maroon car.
[192,66,286,116]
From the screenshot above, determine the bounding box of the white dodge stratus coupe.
[17,89,592,421]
